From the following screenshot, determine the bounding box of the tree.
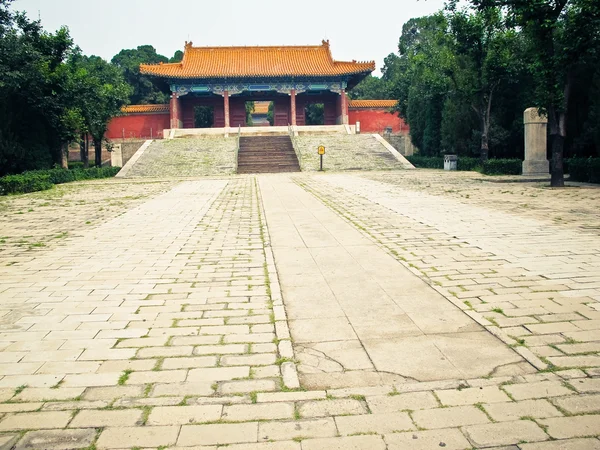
[267,102,274,126]
[466,0,600,186]
[394,14,453,156]
[111,45,169,104]
[75,55,131,167]
[0,0,83,174]
[349,75,390,99]
[305,104,325,125]
[445,6,520,162]
[245,101,255,126]
[169,50,183,63]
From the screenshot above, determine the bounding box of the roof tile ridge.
[140,61,182,68]
[187,44,326,51]
[333,59,376,65]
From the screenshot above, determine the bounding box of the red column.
[341,90,349,125]
[170,93,181,129]
[290,89,297,126]
[223,90,230,128]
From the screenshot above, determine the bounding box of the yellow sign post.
[318,146,325,171]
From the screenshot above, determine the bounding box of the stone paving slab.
[0,171,599,449]
[260,175,524,387]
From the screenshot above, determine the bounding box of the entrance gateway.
[140,40,375,129]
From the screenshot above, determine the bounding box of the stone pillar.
[169,94,181,129]
[223,90,230,129]
[110,143,123,168]
[523,107,549,176]
[341,90,349,125]
[290,89,297,126]
[405,137,415,156]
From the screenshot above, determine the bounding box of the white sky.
[12,0,446,76]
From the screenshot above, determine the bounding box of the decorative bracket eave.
[170,80,347,97]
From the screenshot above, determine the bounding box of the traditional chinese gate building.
[139,40,375,129]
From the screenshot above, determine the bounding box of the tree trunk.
[60,143,68,169]
[480,126,489,163]
[79,134,88,168]
[548,107,565,187]
[550,133,565,187]
[84,135,89,168]
[94,138,102,168]
[480,90,494,164]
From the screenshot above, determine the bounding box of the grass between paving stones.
[118,370,132,385]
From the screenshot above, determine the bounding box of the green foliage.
[71,54,131,166]
[111,45,170,104]
[458,157,483,171]
[267,102,274,126]
[0,173,53,195]
[406,156,444,169]
[393,9,522,159]
[568,158,600,183]
[462,0,600,185]
[406,155,521,174]
[305,104,325,125]
[0,3,81,175]
[480,158,522,175]
[349,75,391,100]
[194,106,214,128]
[0,167,120,195]
[245,101,255,126]
[0,2,130,175]
[169,50,184,63]
[68,162,85,170]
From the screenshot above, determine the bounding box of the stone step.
[237,135,300,174]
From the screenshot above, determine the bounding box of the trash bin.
[444,155,458,171]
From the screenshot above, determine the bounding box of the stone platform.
[0,170,599,449]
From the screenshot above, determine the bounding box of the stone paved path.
[0,171,599,449]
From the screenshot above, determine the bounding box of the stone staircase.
[237,136,300,174]
[122,137,236,178]
[295,134,406,172]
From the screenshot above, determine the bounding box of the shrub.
[591,159,600,184]
[45,168,77,184]
[72,167,120,180]
[68,162,84,170]
[481,159,522,175]
[407,155,521,175]
[568,158,600,183]
[568,158,588,181]
[0,166,121,195]
[457,157,481,171]
[0,173,53,195]
[406,156,444,169]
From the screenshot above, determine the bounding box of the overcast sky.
[12,0,446,76]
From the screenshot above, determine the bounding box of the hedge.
[568,158,600,183]
[0,166,121,195]
[0,173,53,195]
[406,156,522,175]
[480,159,522,175]
[406,156,444,169]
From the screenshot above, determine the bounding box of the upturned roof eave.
[140,70,375,81]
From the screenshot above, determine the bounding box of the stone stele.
[523,107,549,176]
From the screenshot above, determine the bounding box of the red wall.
[106,114,170,140]
[348,109,409,134]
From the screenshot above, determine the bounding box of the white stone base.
[522,160,549,176]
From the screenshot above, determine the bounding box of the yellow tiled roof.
[349,100,398,109]
[121,104,169,114]
[140,41,375,79]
